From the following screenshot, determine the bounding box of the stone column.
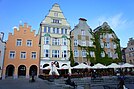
[26,67,29,78]
[14,68,18,79]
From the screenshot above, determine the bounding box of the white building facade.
[0,32,5,78]
[39,3,71,74]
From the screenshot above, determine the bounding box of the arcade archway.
[29,65,37,76]
[18,65,26,76]
[6,65,15,77]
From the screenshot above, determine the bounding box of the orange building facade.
[2,23,39,79]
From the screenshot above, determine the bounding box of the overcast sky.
[0,0,134,47]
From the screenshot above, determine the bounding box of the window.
[113,43,116,49]
[101,51,105,57]
[62,38,67,45]
[16,39,22,46]
[62,50,67,58]
[52,50,59,58]
[108,52,112,57]
[52,38,60,45]
[65,29,67,34]
[82,50,86,57]
[61,28,67,34]
[32,52,36,59]
[101,42,104,48]
[108,34,112,38]
[44,37,50,45]
[27,40,32,47]
[54,12,58,17]
[53,27,56,33]
[82,41,86,46]
[9,51,15,59]
[89,41,93,46]
[74,40,78,46]
[106,42,110,48]
[133,53,134,57]
[57,28,59,34]
[90,51,95,57]
[53,27,59,34]
[81,30,85,35]
[44,26,47,33]
[61,28,64,34]
[20,52,26,59]
[74,50,78,57]
[48,27,51,33]
[44,49,49,57]
[53,19,59,23]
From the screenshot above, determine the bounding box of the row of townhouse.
[122,38,134,65]
[0,3,122,79]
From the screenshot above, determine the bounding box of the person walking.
[31,71,35,82]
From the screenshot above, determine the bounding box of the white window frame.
[52,50,59,58]
[61,28,64,34]
[108,52,112,57]
[54,12,58,17]
[101,42,104,48]
[27,40,32,47]
[74,50,79,57]
[44,49,49,57]
[82,50,86,57]
[90,51,95,57]
[53,27,56,34]
[16,39,22,46]
[48,27,51,33]
[81,30,85,36]
[9,51,15,59]
[74,40,78,46]
[44,26,47,33]
[20,52,26,59]
[65,29,67,34]
[62,50,67,58]
[101,51,105,57]
[62,38,67,45]
[107,42,110,48]
[52,38,60,45]
[53,19,60,23]
[113,43,116,49]
[56,28,59,34]
[82,41,86,46]
[89,41,93,47]
[31,52,36,59]
[44,36,50,45]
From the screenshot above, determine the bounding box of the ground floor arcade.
[2,64,39,79]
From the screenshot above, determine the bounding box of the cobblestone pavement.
[0,78,61,89]
[0,77,134,89]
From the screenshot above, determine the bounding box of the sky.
[0,0,134,47]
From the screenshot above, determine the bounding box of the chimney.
[79,18,87,21]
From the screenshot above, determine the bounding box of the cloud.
[97,13,127,29]
[12,26,18,30]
